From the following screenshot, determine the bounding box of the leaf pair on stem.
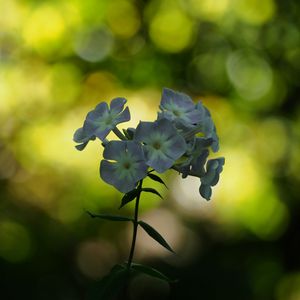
[88,173,173,255]
[87,173,174,299]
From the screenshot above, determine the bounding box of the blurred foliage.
[1,0,300,299]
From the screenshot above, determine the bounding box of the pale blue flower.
[158,88,219,152]
[158,88,202,125]
[100,141,148,193]
[195,102,219,152]
[73,127,96,151]
[199,157,225,200]
[174,137,211,178]
[73,97,130,149]
[134,119,187,173]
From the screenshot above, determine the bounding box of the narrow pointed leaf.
[130,263,176,283]
[147,173,168,189]
[138,221,174,253]
[119,189,139,209]
[87,211,133,222]
[141,188,163,199]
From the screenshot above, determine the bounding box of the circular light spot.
[22,5,66,55]
[226,50,273,101]
[135,208,184,258]
[181,0,230,21]
[77,239,117,279]
[171,175,216,219]
[149,8,195,53]
[233,0,276,25]
[106,0,140,39]
[188,50,231,93]
[74,27,113,62]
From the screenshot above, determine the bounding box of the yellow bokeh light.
[15,115,102,171]
[81,71,118,103]
[106,0,141,38]
[289,116,300,181]
[149,8,195,53]
[182,0,230,21]
[0,61,81,122]
[0,63,50,117]
[252,118,288,165]
[22,5,66,54]
[217,149,259,204]
[215,148,289,240]
[0,0,27,30]
[233,0,276,25]
[48,63,82,107]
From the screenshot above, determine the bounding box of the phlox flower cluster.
[74,88,225,200]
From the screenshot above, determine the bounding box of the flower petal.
[126,141,145,161]
[191,149,209,177]
[83,102,109,138]
[100,160,137,193]
[155,118,178,139]
[75,141,89,151]
[114,106,130,124]
[200,157,225,186]
[199,184,212,200]
[132,161,148,181]
[193,137,213,150]
[100,141,148,192]
[94,127,111,141]
[135,119,187,173]
[100,160,118,186]
[134,121,155,144]
[110,97,127,114]
[94,102,110,115]
[207,157,225,171]
[164,134,187,160]
[181,110,202,124]
[73,127,87,143]
[144,148,174,173]
[103,141,127,160]
[73,127,96,150]
[161,88,195,112]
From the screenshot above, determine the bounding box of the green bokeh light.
[0,220,33,263]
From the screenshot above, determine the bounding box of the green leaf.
[138,221,174,253]
[130,263,175,283]
[86,264,129,300]
[147,173,168,189]
[87,211,133,222]
[141,188,163,199]
[119,189,139,209]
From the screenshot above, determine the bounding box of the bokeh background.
[1,0,300,299]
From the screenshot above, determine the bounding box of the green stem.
[127,180,143,269]
[113,127,127,140]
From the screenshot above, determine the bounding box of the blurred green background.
[1,0,300,299]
